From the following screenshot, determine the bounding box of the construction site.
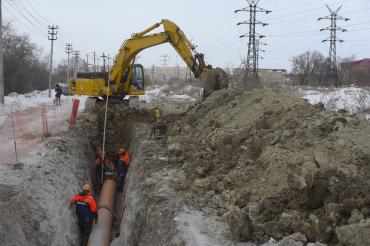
[1,1,370,246]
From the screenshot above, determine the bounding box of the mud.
[1,85,370,246]
[166,88,370,244]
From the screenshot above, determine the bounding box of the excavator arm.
[68,19,227,98]
[110,19,207,94]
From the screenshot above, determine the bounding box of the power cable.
[6,0,46,35]
[3,4,46,38]
[21,0,51,25]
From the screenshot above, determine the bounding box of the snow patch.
[301,87,370,114]
[139,84,198,102]
[0,89,88,115]
[177,209,254,246]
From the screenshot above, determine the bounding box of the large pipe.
[88,178,117,246]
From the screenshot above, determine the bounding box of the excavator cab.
[68,64,145,98]
[127,64,145,95]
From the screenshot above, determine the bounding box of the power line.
[12,0,46,29]
[21,0,50,25]
[7,0,45,33]
[318,4,349,87]
[3,3,46,38]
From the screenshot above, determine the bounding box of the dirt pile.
[167,88,370,244]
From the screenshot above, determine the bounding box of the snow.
[301,87,370,114]
[177,209,254,246]
[0,89,87,116]
[139,84,198,102]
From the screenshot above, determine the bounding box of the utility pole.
[48,25,58,97]
[72,50,80,79]
[65,43,73,83]
[235,0,271,85]
[93,51,96,73]
[85,54,90,72]
[318,5,349,87]
[107,54,112,71]
[160,54,169,82]
[0,0,4,104]
[101,53,107,72]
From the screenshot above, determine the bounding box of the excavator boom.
[68,19,227,98]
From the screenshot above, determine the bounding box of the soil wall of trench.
[0,113,98,246]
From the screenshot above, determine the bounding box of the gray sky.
[3,0,370,70]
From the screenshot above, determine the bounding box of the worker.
[116,148,131,192]
[54,84,63,106]
[70,184,98,246]
[94,150,111,192]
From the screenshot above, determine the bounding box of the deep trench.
[90,103,154,243]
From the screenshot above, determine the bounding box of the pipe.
[88,179,117,246]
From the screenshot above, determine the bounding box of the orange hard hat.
[82,184,91,192]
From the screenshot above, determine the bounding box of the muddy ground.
[1,85,370,246]
[165,88,370,245]
[107,87,370,245]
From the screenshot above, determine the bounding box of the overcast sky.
[3,0,370,71]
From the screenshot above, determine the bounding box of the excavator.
[68,19,228,99]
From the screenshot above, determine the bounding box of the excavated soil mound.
[168,88,370,245]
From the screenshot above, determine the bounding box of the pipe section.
[88,179,117,246]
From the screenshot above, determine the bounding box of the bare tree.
[291,50,325,86]
[3,21,49,94]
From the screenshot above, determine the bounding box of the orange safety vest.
[119,152,131,167]
[70,192,97,216]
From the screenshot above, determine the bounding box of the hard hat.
[82,184,91,192]
[118,148,125,154]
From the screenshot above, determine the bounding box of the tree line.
[2,22,69,95]
[290,50,355,87]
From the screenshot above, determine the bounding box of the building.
[341,58,370,86]
[232,68,289,85]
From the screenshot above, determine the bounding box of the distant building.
[259,69,289,85]
[232,68,290,85]
[341,58,370,86]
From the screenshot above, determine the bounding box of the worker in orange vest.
[117,148,131,192]
[70,184,98,246]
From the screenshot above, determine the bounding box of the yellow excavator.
[68,19,228,99]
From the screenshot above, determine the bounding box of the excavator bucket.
[200,68,229,98]
[151,107,167,139]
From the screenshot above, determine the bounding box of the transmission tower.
[256,39,266,75]
[235,0,271,83]
[160,54,169,82]
[48,25,58,98]
[72,50,80,79]
[101,53,107,72]
[65,43,73,83]
[318,5,349,87]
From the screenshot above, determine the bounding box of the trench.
[87,102,156,245]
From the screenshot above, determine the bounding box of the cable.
[6,0,46,35]
[3,4,47,38]
[13,0,46,29]
[21,0,51,25]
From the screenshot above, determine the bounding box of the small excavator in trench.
[68,19,228,100]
